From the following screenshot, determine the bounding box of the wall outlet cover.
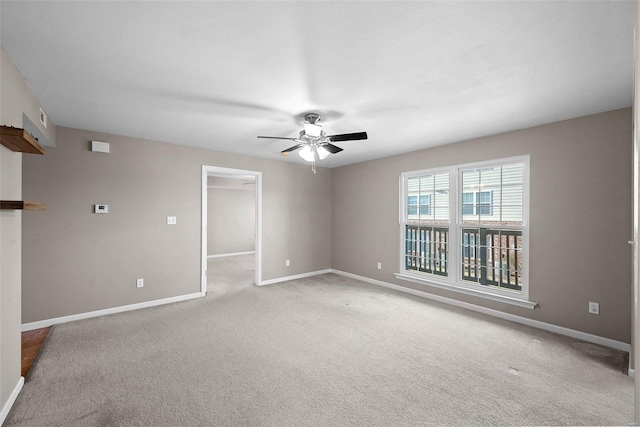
[167,216,177,225]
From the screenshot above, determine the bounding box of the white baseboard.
[629,368,635,378]
[22,292,202,332]
[258,269,333,286]
[207,251,255,259]
[331,269,631,353]
[0,376,24,425]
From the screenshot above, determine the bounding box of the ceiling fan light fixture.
[298,145,315,162]
[316,145,330,160]
[303,122,322,137]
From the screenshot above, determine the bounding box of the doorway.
[201,166,262,295]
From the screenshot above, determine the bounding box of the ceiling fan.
[258,113,367,172]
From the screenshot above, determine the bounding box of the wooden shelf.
[0,126,45,154]
[0,201,46,211]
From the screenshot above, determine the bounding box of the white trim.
[207,251,255,259]
[202,167,208,296]
[202,165,262,294]
[207,185,254,192]
[21,293,202,332]
[0,377,24,425]
[258,269,333,286]
[395,272,537,309]
[332,269,630,352]
[629,368,635,379]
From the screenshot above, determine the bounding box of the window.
[404,172,450,277]
[400,156,529,302]
[460,163,524,292]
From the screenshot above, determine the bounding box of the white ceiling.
[1,1,634,168]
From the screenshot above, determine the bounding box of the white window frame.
[396,155,535,309]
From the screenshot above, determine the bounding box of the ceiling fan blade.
[281,143,306,156]
[257,136,297,141]
[322,143,344,154]
[327,132,368,142]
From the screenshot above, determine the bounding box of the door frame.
[633,1,639,422]
[201,165,262,295]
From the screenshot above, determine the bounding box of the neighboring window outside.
[419,195,431,215]
[404,171,450,277]
[407,195,418,215]
[462,191,493,216]
[401,157,528,299]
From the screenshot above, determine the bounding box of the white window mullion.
[449,166,459,284]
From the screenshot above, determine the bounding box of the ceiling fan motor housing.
[304,113,321,124]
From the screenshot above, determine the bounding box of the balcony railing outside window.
[405,225,448,276]
[461,228,522,291]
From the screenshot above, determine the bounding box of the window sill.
[394,273,538,310]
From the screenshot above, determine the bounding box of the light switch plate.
[94,204,108,214]
[167,216,177,225]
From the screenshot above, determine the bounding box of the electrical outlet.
[285,259,290,267]
[167,216,177,225]
[588,301,599,314]
[136,278,144,288]
[377,262,382,270]
[94,204,109,214]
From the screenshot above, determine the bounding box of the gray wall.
[207,178,255,256]
[20,110,634,344]
[21,127,332,323]
[0,47,55,413]
[332,108,632,344]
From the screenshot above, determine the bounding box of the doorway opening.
[201,166,262,295]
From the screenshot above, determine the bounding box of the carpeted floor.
[5,255,634,426]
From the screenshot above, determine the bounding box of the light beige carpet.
[6,256,633,426]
